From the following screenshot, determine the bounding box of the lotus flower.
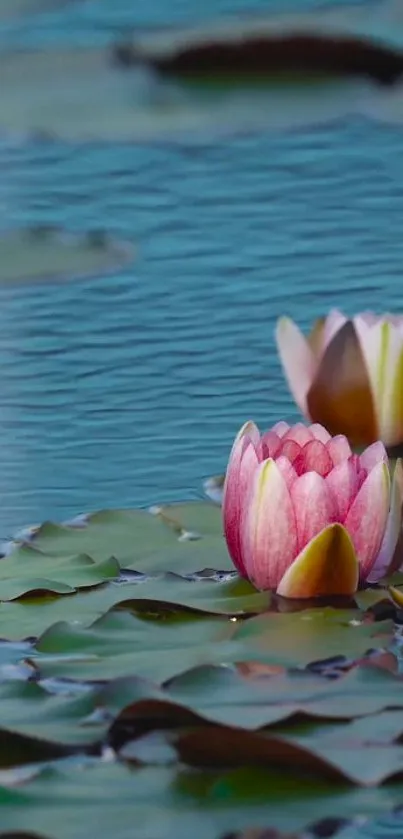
[276,310,403,447]
[223,421,403,597]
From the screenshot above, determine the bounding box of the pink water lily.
[223,421,403,597]
[275,310,403,447]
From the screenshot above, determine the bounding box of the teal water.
[1,0,403,535]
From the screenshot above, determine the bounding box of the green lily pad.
[232,608,393,667]
[33,611,244,683]
[174,724,403,785]
[0,43,367,142]
[0,546,119,602]
[0,760,401,839]
[109,660,403,737]
[0,676,160,756]
[29,503,232,575]
[30,606,390,684]
[0,575,268,641]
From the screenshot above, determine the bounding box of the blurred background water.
[1,0,403,535]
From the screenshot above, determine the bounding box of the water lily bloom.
[275,310,403,447]
[223,421,403,597]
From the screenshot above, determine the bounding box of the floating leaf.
[232,609,393,667]
[0,229,132,285]
[0,760,402,838]
[108,661,403,748]
[33,611,243,683]
[0,546,119,601]
[29,503,232,576]
[0,44,367,141]
[0,676,161,756]
[0,574,269,641]
[119,31,403,87]
[173,723,403,785]
[31,607,391,683]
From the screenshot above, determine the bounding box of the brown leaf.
[175,726,349,781]
[113,33,403,86]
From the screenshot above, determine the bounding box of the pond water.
[1,0,403,535]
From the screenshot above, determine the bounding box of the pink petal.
[326,435,352,466]
[359,441,388,472]
[261,431,282,459]
[347,455,368,490]
[322,309,348,353]
[282,423,314,446]
[367,458,403,582]
[290,471,337,553]
[344,461,390,580]
[241,459,297,590]
[275,317,317,415]
[223,422,261,576]
[358,311,380,327]
[275,455,298,490]
[278,439,302,465]
[271,421,290,438]
[309,423,332,444]
[325,460,360,522]
[293,439,334,477]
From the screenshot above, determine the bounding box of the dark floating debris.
[113,33,403,86]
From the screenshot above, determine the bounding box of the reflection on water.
[0,2,403,534]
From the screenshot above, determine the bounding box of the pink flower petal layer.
[344,461,390,580]
[275,317,316,416]
[293,439,333,477]
[326,435,352,465]
[291,472,337,552]
[223,422,260,576]
[241,459,297,591]
[325,460,360,522]
[359,441,388,471]
[367,459,403,582]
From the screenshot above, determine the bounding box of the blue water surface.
[0,0,403,534]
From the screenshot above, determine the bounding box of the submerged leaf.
[0,229,132,285]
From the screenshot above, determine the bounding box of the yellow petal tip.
[389,586,403,608]
[277,523,359,599]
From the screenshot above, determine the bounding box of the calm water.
[1,0,403,534]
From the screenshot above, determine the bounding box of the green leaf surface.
[0,676,161,755]
[0,547,119,602]
[173,725,403,785]
[33,611,245,683]
[30,607,391,684]
[108,661,403,739]
[232,608,392,666]
[0,576,270,641]
[29,503,232,575]
[0,498,402,834]
[0,761,401,839]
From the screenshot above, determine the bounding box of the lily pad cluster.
[1,500,403,837]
